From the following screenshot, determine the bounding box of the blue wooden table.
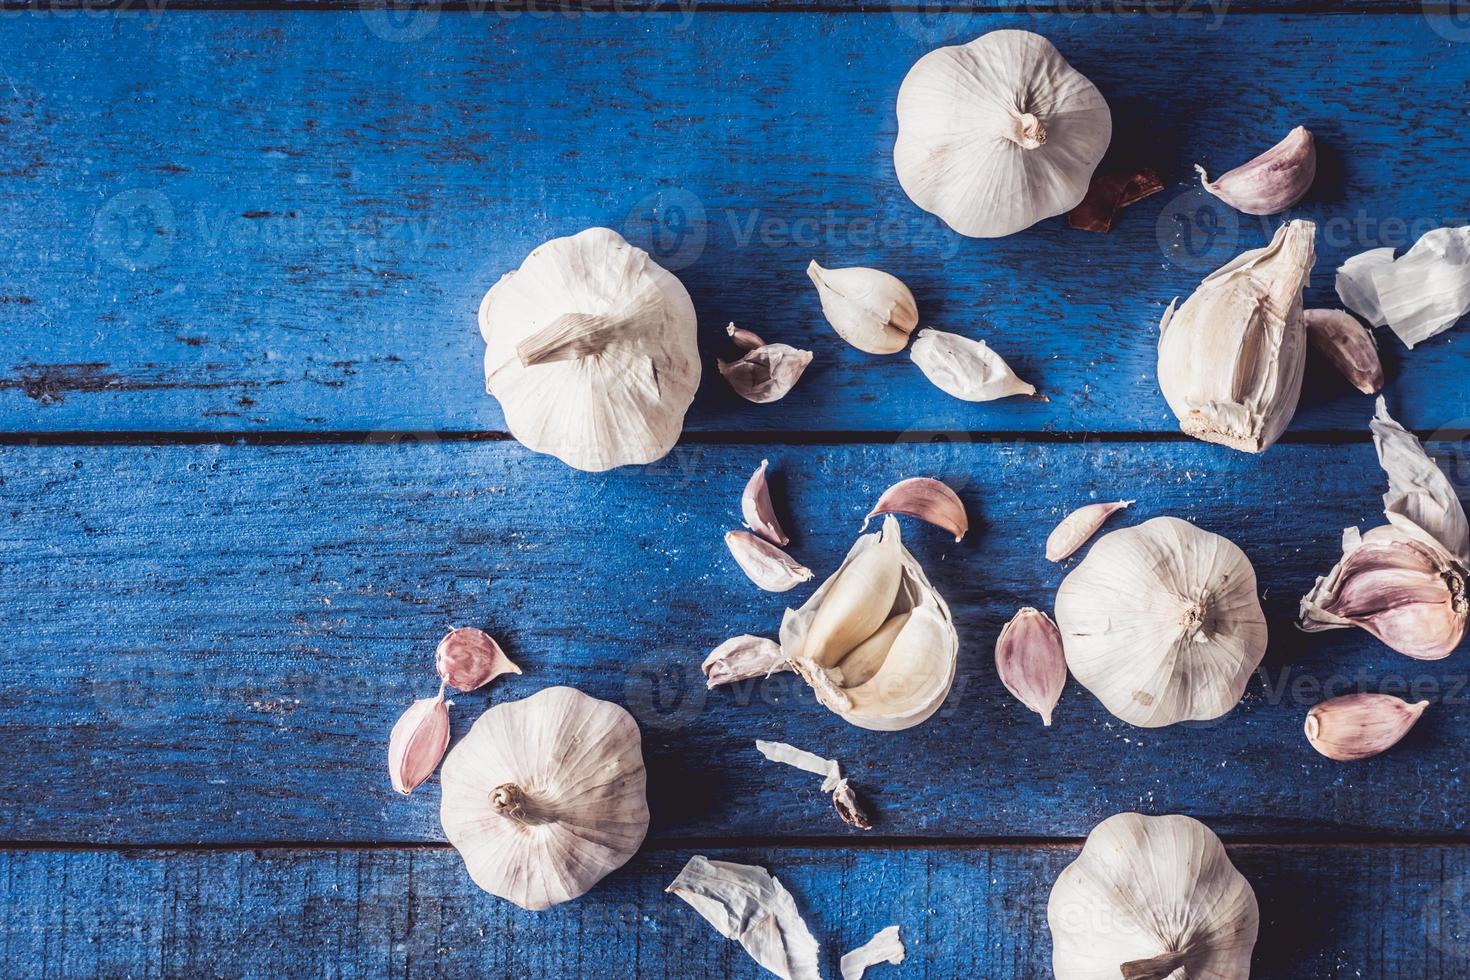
[5,3,1470,977]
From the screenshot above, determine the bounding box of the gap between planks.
[0,1,1451,13]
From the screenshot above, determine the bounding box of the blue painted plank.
[1,844,1465,978]
[4,436,1468,843]
[2,13,1468,433]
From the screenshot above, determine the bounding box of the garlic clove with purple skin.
[388,684,453,795]
[435,627,521,692]
[718,344,813,404]
[995,607,1067,725]
[1304,309,1383,395]
[725,530,813,593]
[741,459,789,546]
[863,476,968,542]
[1305,693,1429,761]
[726,322,767,351]
[1197,126,1316,216]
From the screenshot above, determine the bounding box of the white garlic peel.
[479,227,700,472]
[667,856,821,980]
[1048,812,1258,980]
[894,30,1111,238]
[840,925,905,980]
[909,329,1036,402]
[1055,516,1268,728]
[439,686,648,911]
[755,739,842,792]
[1337,226,1470,348]
[807,261,918,355]
[781,516,959,731]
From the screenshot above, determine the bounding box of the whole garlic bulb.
[1055,516,1268,728]
[894,30,1112,238]
[440,686,649,911]
[1048,812,1258,980]
[782,515,959,731]
[479,227,700,472]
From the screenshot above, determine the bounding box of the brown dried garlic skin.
[1305,693,1428,761]
[435,627,520,692]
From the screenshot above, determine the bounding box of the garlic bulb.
[781,515,958,731]
[1055,517,1268,728]
[1157,220,1316,453]
[894,30,1111,238]
[1049,812,1258,980]
[440,686,648,910]
[478,227,700,472]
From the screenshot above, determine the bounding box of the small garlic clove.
[807,261,918,355]
[1304,693,1428,761]
[703,634,790,688]
[802,515,904,666]
[718,344,813,404]
[388,685,452,795]
[863,476,967,542]
[1046,500,1134,562]
[832,778,873,831]
[742,459,789,546]
[725,530,813,593]
[1304,309,1383,395]
[1196,126,1316,215]
[995,608,1067,726]
[910,328,1037,402]
[726,321,766,351]
[435,626,521,692]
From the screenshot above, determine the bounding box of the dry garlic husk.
[894,30,1111,238]
[1049,812,1258,980]
[1158,219,1315,453]
[1046,499,1133,562]
[1055,517,1268,728]
[1299,399,1469,660]
[994,607,1066,726]
[478,227,699,472]
[1304,308,1383,395]
[807,262,917,355]
[440,686,648,911]
[1337,227,1470,348]
[1305,693,1428,761]
[910,329,1036,402]
[841,926,905,980]
[863,476,968,542]
[781,515,958,731]
[667,856,821,980]
[719,344,813,404]
[1197,126,1316,216]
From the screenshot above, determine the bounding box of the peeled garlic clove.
[841,926,904,980]
[1046,499,1133,562]
[718,344,813,404]
[387,685,452,795]
[1196,126,1316,216]
[910,328,1036,402]
[435,627,521,692]
[703,634,790,688]
[1157,220,1316,453]
[726,321,766,351]
[832,778,873,831]
[833,612,911,687]
[742,459,789,546]
[994,608,1066,726]
[807,261,917,355]
[725,530,813,593]
[668,857,822,980]
[1304,309,1383,395]
[864,476,967,542]
[798,515,904,667]
[1304,693,1428,761]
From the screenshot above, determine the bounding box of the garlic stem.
[517,312,624,366]
[490,783,556,826]
[1120,950,1190,980]
[1010,112,1047,149]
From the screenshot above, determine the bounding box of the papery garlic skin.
[435,627,520,692]
[1157,220,1316,453]
[995,607,1066,726]
[807,262,917,355]
[388,685,452,795]
[1304,308,1383,395]
[1339,227,1470,348]
[895,30,1111,238]
[841,925,904,980]
[1305,693,1428,761]
[1055,517,1268,728]
[1049,812,1258,980]
[718,344,813,404]
[725,531,814,593]
[667,857,821,980]
[910,329,1036,402]
[1197,126,1316,216]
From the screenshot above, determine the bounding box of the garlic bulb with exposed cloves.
[1055,516,1268,728]
[781,515,958,730]
[1158,220,1316,453]
[894,30,1112,238]
[440,686,649,910]
[1049,812,1258,980]
[479,227,700,472]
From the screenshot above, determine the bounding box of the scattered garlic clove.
[799,515,904,667]
[1304,309,1383,395]
[994,608,1067,726]
[1304,693,1428,761]
[910,328,1037,402]
[718,344,813,404]
[841,925,904,980]
[863,476,967,542]
[832,779,873,831]
[435,627,521,692]
[1197,126,1316,216]
[667,856,821,980]
[1046,500,1134,562]
[703,634,790,688]
[725,531,813,593]
[387,684,452,795]
[742,459,789,546]
[832,612,911,687]
[807,261,917,355]
[726,321,766,351]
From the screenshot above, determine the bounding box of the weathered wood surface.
[3,14,1469,434]
[3,844,1467,977]
[6,437,1468,844]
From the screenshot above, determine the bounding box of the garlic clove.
[841,926,904,980]
[725,530,813,593]
[1196,126,1316,216]
[718,344,813,404]
[807,261,917,355]
[1045,500,1134,562]
[1304,309,1383,395]
[435,627,521,692]
[1304,693,1429,761]
[832,778,873,831]
[910,328,1037,402]
[703,634,790,688]
[387,685,452,795]
[726,321,766,351]
[863,476,967,542]
[741,459,789,546]
[837,606,955,729]
[799,515,904,666]
[994,607,1067,726]
[667,856,822,980]
[832,612,911,687]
